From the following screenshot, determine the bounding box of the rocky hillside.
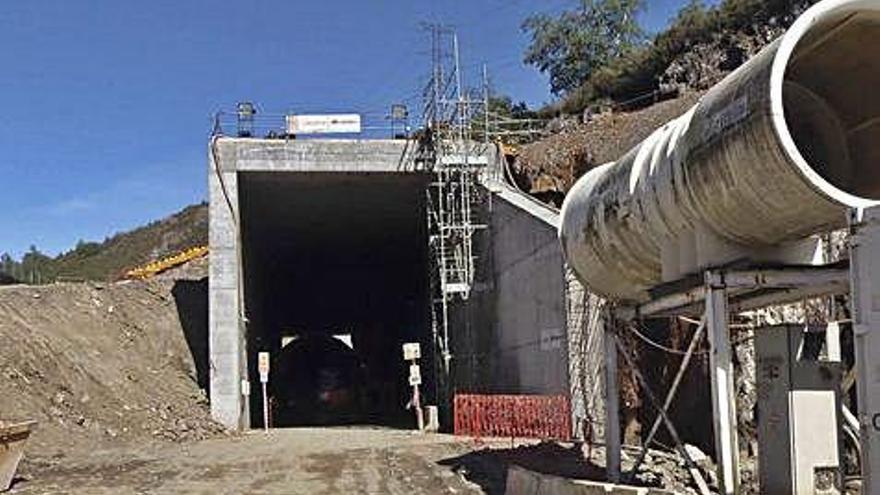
[515,0,817,201]
[53,202,208,281]
[514,91,703,205]
[2,203,208,283]
[659,1,816,93]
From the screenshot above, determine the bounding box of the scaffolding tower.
[420,24,489,384]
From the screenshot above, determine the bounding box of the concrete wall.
[487,189,569,394]
[506,466,674,495]
[565,270,606,441]
[449,178,605,439]
[208,146,246,429]
[449,179,574,398]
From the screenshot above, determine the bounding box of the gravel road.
[11,427,492,494]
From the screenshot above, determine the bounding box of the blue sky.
[0,0,705,258]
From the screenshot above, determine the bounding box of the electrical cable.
[627,321,709,356]
[210,136,238,229]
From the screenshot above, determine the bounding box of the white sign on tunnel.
[286,114,361,134]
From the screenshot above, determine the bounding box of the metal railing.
[210,110,410,140]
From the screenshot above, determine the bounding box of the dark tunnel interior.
[784,12,880,199]
[239,172,434,428]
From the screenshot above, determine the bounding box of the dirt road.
[10,427,497,494]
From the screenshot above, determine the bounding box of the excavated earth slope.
[0,266,222,458]
[515,91,703,200]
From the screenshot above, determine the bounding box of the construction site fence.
[453,394,572,441]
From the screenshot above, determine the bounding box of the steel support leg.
[705,272,740,494]
[604,311,621,483]
[850,207,880,494]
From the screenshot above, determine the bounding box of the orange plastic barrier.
[453,394,571,441]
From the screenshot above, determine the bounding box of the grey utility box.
[756,324,844,495]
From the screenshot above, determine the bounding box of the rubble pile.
[0,262,224,454]
[515,92,703,203]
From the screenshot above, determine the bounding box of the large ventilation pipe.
[560,0,880,302]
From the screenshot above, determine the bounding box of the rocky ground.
[512,2,825,204]
[0,268,218,456]
[10,428,485,494]
[9,427,717,495]
[513,91,703,204]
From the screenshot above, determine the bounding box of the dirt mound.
[0,264,221,456]
[514,92,703,203]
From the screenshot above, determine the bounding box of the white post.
[604,312,621,483]
[705,272,740,494]
[850,206,880,494]
[258,351,270,432]
[261,382,269,433]
[413,384,424,432]
[403,343,424,432]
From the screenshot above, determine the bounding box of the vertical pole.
[261,382,269,433]
[257,351,270,432]
[705,271,740,494]
[604,310,621,483]
[850,206,880,495]
[414,384,425,431]
[452,31,464,146]
[432,26,440,130]
[482,63,490,147]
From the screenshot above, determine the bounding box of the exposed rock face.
[660,1,817,93]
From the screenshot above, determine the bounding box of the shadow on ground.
[438,442,606,495]
[172,278,209,394]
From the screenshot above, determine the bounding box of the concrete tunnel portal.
[209,138,573,432]
[239,171,434,427]
[207,139,447,430]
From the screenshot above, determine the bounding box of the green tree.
[20,245,54,285]
[487,95,536,120]
[72,239,102,258]
[0,253,17,279]
[522,0,646,96]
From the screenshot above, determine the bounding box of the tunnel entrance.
[239,172,434,428]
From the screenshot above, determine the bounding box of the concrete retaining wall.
[448,177,606,439]
[488,189,568,394]
[505,466,675,495]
